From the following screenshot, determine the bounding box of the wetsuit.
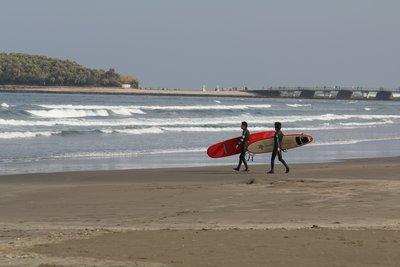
[270,130,289,172]
[236,128,250,171]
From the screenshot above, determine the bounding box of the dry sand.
[0,157,400,266]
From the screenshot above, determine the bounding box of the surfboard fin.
[247,152,254,162]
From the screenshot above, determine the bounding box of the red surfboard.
[207,131,275,158]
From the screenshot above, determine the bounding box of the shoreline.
[2,153,399,177]
[1,157,400,266]
[1,154,398,178]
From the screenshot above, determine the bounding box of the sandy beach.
[3,1,400,267]
[0,157,399,266]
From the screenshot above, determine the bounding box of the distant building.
[121,84,131,89]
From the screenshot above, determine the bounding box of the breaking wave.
[286,104,312,108]
[0,131,58,139]
[27,109,110,118]
[312,136,400,146]
[35,104,146,117]
[37,103,272,111]
[139,104,272,110]
[1,103,10,108]
[101,127,164,135]
[0,127,164,139]
[1,120,396,139]
[338,120,394,127]
[1,114,398,128]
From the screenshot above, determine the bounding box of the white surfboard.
[247,133,313,154]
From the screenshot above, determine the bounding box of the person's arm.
[278,131,285,151]
[244,130,250,149]
[237,131,245,147]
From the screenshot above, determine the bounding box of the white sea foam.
[162,126,267,132]
[127,114,400,127]
[109,108,145,115]
[37,104,138,110]
[27,109,110,118]
[286,104,311,108]
[1,114,399,128]
[0,119,62,126]
[140,104,272,110]
[0,128,163,139]
[338,120,394,127]
[1,103,10,108]
[108,127,164,135]
[0,120,393,139]
[101,119,395,135]
[52,147,206,159]
[30,105,145,118]
[312,136,400,146]
[161,121,395,133]
[0,131,57,139]
[38,103,272,111]
[47,105,146,114]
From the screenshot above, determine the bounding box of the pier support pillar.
[375,91,393,100]
[336,90,353,100]
[299,90,315,99]
[267,90,282,97]
[253,90,282,97]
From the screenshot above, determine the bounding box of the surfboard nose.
[300,135,313,144]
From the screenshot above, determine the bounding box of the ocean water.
[0,92,399,175]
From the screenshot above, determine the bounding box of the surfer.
[234,121,250,171]
[268,122,290,174]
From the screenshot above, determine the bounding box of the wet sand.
[0,157,400,266]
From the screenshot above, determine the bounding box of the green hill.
[0,53,138,88]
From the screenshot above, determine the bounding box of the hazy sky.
[1,0,399,89]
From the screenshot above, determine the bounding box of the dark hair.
[241,121,248,127]
[274,121,282,130]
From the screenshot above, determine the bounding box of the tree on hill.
[0,53,138,88]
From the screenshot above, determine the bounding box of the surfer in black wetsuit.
[234,121,250,171]
[268,122,290,174]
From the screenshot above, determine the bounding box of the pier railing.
[264,86,400,93]
[253,86,400,100]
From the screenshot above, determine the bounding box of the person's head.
[241,121,248,130]
[274,121,282,131]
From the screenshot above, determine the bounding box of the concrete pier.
[299,90,316,99]
[261,86,399,101]
[375,91,393,100]
[253,90,282,97]
[0,85,398,101]
[336,90,354,100]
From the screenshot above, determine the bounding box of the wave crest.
[1,113,399,127]
[0,131,57,139]
[27,109,110,118]
[37,103,272,111]
[286,104,311,108]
